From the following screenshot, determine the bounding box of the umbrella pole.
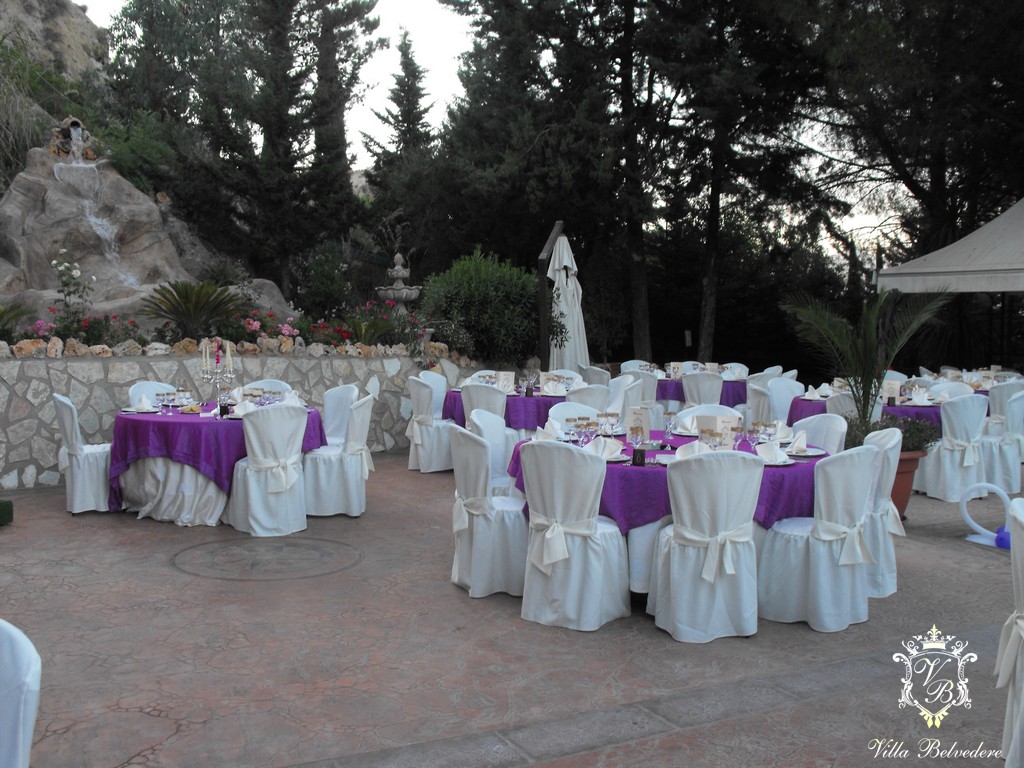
[537,220,564,370]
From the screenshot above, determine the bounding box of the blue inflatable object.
[997,525,1011,550]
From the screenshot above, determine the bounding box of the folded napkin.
[787,430,808,454]
[774,421,794,442]
[569,378,586,391]
[675,414,698,434]
[756,440,788,463]
[675,441,711,459]
[910,390,930,406]
[817,383,833,397]
[933,393,949,404]
[533,424,558,441]
[584,436,624,460]
[803,385,821,400]
[137,395,154,411]
[179,403,202,414]
[200,409,217,418]
[233,400,257,416]
[983,378,998,390]
[542,380,564,396]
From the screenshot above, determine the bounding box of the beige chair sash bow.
[528,512,597,575]
[451,492,492,533]
[247,455,300,493]
[996,611,1024,688]
[814,518,875,566]
[941,435,981,467]
[57,445,70,472]
[405,414,432,445]
[345,444,374,479]
[882,500,906,536]
[672,520,752,583]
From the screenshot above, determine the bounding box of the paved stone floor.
[0,452,1017,767]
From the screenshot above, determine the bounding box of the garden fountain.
[376,253,421,315]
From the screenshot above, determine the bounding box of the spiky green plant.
[0,302,31,342]
[781,288,952,423]
[140,281,246,340]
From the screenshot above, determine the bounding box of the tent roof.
[875,198,1024,293]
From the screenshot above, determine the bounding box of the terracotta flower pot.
[891,450,926,519]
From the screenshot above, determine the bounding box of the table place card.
[704,362,721,373]
[881,379,901,403]
[496,371,516,392]
[669,362,685,379]
[626,406,652,442]
[695,413,740,435]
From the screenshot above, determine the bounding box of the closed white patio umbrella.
[547,235,590,372]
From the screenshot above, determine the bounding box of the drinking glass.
[664,411,676,438]
[157,391,170,416]
[564,417,578,442]
[628,425,643,450]
[585,420,598,445]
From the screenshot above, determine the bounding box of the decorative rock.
[237,341,261,356]
[112,339,143,357]
[293,336,306,351]
[64,338,91,356]
[307,343,327,358]
[0,341,9,358]
[13,339,46,358]
[172,338,198,355]
[88,344,112,357]
[344,344,361,357]
[257,337,280,355]
[391,343,408,357]
[278,336,293,355]
[46,337,64,358]
[357,343,374,357]
[143,342,171,356]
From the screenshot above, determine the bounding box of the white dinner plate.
[606,454,630,463]
[762,457,795,467]
[672,429,698,437]
[122,407,158,414]
[786,447,826,457]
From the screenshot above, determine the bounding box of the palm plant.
[140,281,246,340]
[0,302,31,343]
[781,288,951,423]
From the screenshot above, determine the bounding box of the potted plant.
[844,412,942,518]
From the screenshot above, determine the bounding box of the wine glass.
[156,391,170,416]
[564,417,577,442]
[628,425,643,451]
[585,420,598,445]
[663,411,676,440]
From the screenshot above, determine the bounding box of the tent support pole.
[537,220,564,370]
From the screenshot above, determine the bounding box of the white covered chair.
[619,359,649,372]
[782,369,799,380]
[682,372,724,407]
[929,380,973,399]
[723,362,749,379]
[745,371,776,390]
[467,409,518,497]
[912,394,989,502]
[52,393,113,513]
[0,619,40,768]
[467,369,496,382]
[633,369,665,424]
[406,376,454,473]
[647,451,765,642]
[981,391,1024,494]
[883,369,908,384]
[322,384,359,446]
[792,412,848,454]
[743,384,773,427]
[223,403,307,536]
[519,441,630,631]
[986,379,1024,436]
[760,365,784,378]
[548,368,583,386]
[758,445,879,632]
[680,361,704,374]
[996,499,1024,765]
[675,404,742,425]
[304,393,376,517]
[768,376,804,424]
[579,365,611,386]
[547,402,598,433]
[460,382,507,421]
[825,391,857,418]
[241,378,293,394]
[862,428,905,598]
[127,380,174,407]
[566,384,609,411]
[450,426,529,597]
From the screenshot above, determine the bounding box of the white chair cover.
[243,378,293,393]
[460,382,507,421]
[224,404,308,536]
[548,368,583,386]
[680,361,704,374]
[986,380,1024,437]
[682,372,724,407]
[605,374,635,415]
[322,384,358,446]
[127,380,174,407]
[929,380,973,399]
[758,445,879,632]
[52,393,113,513]
[579,365,611,386]
[760,365,784,378]
[519,441,629,631]
[912,394,989,502]
[883,369,908,383]
[121,458,226,526]
[406,376,454,473]
[619,359,649,372]
[547,402,598,433]
[745,371,777,390]
[997,499,1024,764]
[744,384,773,426]
[635,369,665,424]
[782,369,799,380]
[419,370,449,415]
[863,428,904,598]
[825,391,857,418]
[723,362,749,379]
[566,384,609,410]
[768,377,804,423]
[674,404,742,428]
[303,394,375,517]
[467,369,496,382]
[450,426,529,597]
[467,409,519,497]
[982,390,1024,494]
[792,412,848,454]
[0,619,40,768]
[647,451,765,642]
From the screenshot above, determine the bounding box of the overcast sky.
[83,0,473,168]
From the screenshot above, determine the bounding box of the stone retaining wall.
[0,355,472,490]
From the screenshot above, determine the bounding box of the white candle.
[226,340,233,370]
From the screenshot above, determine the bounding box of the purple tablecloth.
[787,397,827,425]
[882,403,943,429]
[443,390,565,430]
[507,430,822,533]
[109,405,327,511]
[656,379,747,408]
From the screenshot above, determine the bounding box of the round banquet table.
[787,396,946,432]
[443,390,565,430]
[108,404,326,513]
[656,379,747,408]
[507,430,823,534]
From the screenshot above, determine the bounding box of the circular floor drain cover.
[172,537,362,581]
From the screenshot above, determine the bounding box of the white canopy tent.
[876,198,1024,293]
